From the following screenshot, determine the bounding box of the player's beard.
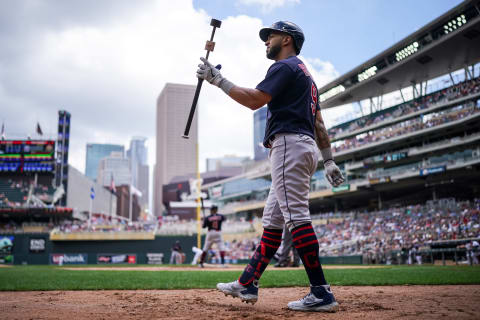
[266,42,281,60]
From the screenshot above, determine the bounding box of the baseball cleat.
[216,280,258,304]
[287,285,339,312]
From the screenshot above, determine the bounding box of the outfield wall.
[5,233,204,265]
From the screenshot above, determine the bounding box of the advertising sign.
[146,253,164,265]
[369,176,391,185]
[332,184,350,193]
[0,236,14,265]
[29,238,46,252]
[419,166,446,176]
[97,254,136,264]
[50,253,88,265]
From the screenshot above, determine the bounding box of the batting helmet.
[211,205,218,211]
[259,21,305,55]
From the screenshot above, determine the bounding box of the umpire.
[197,21,344,312]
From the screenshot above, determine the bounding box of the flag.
[110,174,116,193]
[36,122,43,136]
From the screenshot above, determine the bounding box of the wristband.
[219,78,235,95]
[320,147,333,163]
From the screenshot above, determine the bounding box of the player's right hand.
[197,57,223,86]
[324,160,345,187]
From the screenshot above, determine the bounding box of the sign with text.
[332,184,350,193]
[50,253,88,265]
[420,166,446,176]
[146,253,164,265]
[29,238,46,252]
[97,254,136,264]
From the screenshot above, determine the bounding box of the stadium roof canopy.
[318,0,480,109]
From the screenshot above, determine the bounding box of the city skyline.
[0,0,463,176]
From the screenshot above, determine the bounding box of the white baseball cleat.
[216,280,258,304]
[287,285,339,312]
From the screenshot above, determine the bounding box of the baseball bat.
[182,18,222,139]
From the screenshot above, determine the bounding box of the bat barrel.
[182,78,204,138]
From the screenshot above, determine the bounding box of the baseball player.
[199,205,227,267]
[197,21,344,312]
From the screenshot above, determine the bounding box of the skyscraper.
[85,143,124,181]
[127,136,149,209]
[97,151,131,187]
[154,83,197,216]
[253,107,269,161]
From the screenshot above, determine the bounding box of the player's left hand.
[324,160,345,187]
[197,57,223,86]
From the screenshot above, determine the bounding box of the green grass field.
[0,265,479,291]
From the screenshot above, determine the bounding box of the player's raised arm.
[196,57,271,110]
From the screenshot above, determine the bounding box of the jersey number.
[212,221,218,230]
[310,83,318,116]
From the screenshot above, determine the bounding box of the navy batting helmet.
[259,21,305,55]
[211,205,218,211]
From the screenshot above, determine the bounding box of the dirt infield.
[1,285,479,319]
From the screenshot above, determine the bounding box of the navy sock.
[220,251,225,265]
[292,223,327,286]
[238,228,283,286]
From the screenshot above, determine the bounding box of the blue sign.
[90,187,95,199]
[419,165,446,176]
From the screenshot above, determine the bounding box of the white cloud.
[236,0,300,13]
[0,0,341,199]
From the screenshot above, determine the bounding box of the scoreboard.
[0,140,55,172]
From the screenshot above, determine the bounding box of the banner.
[419,166,446,176]
[29,238,46,252]
[146,253,164,265]
[332,184,350,193]
[50,253,88,265]
[0,236,14,265]
[369,176,391,185]
[97,254,136,264]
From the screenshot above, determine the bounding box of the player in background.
[199,205,227,267]
[197,21,344,312]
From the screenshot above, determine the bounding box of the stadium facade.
[202,0,480,218]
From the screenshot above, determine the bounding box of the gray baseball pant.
[262,133,319,231]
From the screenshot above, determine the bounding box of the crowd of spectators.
[332,99,480,153]
[314,199,479,263]
[0,178,54,208]
[328,76,480,141]
[200,198,478,264]
[53,217,156,233]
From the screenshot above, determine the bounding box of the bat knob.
[182,135,190,139]
[215,64,222,70]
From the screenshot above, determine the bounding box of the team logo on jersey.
[298,63,312,77]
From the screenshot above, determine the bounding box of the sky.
[0,0,464,179]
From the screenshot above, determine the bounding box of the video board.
[0,140,55,172]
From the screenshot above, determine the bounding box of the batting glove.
[324,160,345,187]
[197,57,224,86]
